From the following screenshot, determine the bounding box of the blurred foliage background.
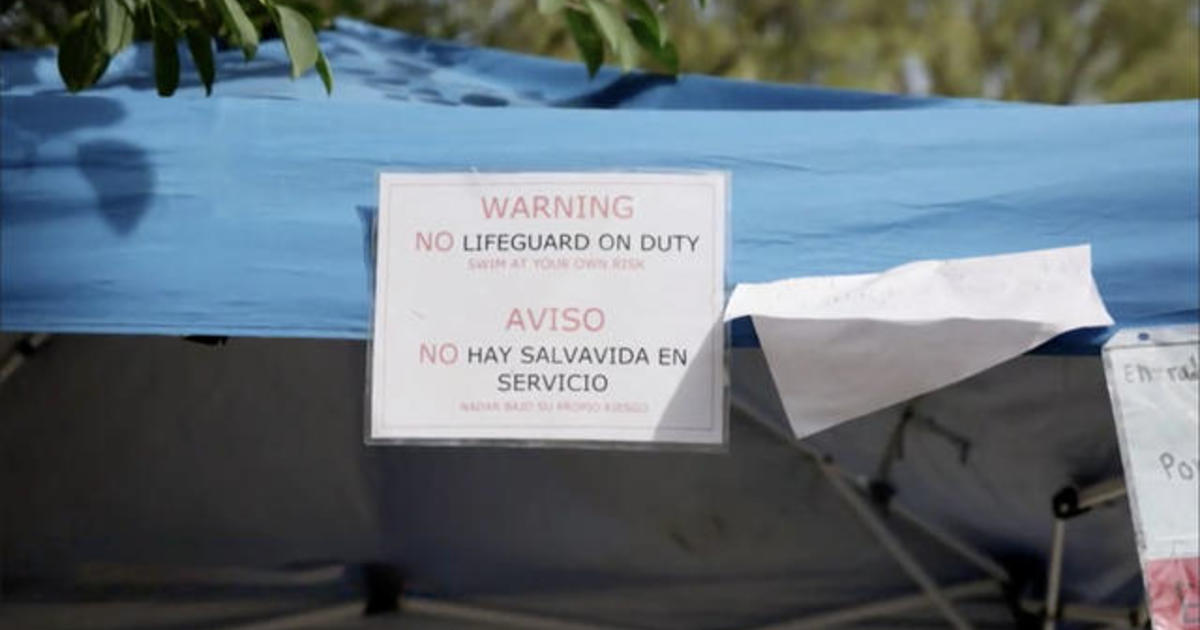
[3,0,1197,103]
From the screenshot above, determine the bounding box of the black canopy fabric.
[1,333,1141,628]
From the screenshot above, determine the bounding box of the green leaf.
[148,0,182,25]
[585,0,638,72]
[563,8,604,77]
[315,49,334,95]
[625,0,661,45]
[185,28,215,95]
[215,0,258,60]
[628,18,677,74]
[273,4,319,79]
[101,0,134,55]
[57,11,111,92]
[152,14,180,96]
[657,41,678,74]
[537,0,565,15]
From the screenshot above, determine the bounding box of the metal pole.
[225,602,362,630]
[1021,598,1143,627]
[225,597,637,630]
[731,393,976,629]
[749,579,999,630]
[0,333,51,386]
[814,456,976,630]
[886,501,1008,582]
[403,597,636,630]
[1043,518,1067,630]
[732,395,979,629]
[732,394,1008,578]
[1076,479,1126,510]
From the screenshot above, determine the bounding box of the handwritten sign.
[369,172,727,445]
[1103,325,1199,630]
[725,245,1113,438]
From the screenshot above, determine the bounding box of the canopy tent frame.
[0,334,1157,629]
[1042,478,1136,629]
[731,392,995,630]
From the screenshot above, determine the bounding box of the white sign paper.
[370,172,726,444]
[725,245,1115,438]
[1103,326,1199,630]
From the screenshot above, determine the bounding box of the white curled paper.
[725,245,1114,438]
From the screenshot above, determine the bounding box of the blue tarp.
[2,19,1197,351]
